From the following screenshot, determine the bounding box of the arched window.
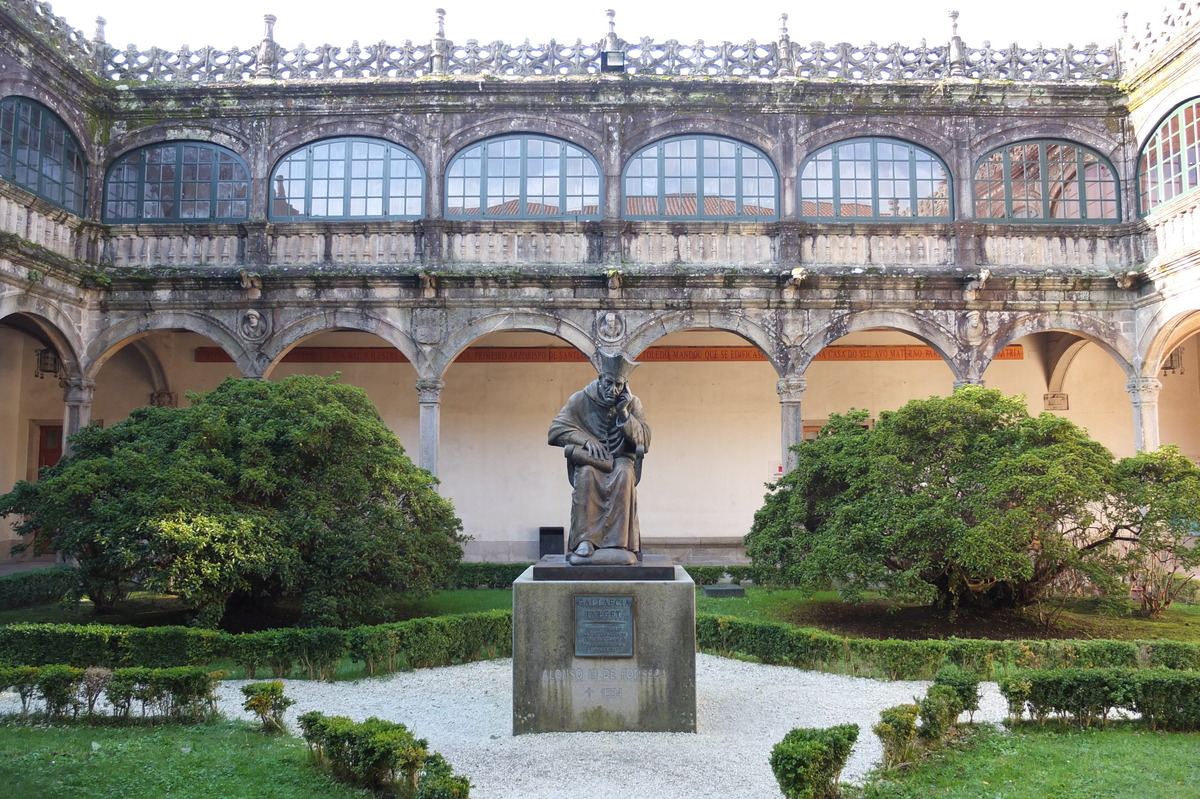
[975,140,1119,222]
[623,135,777,219]
[105,142,249,222]
[271,137,423,220]
[446,135,600,218]
[1139,97,1200,214]
[0,96,87,215]
[799,138,951,221]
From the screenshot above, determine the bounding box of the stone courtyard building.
[2,2,1200,563]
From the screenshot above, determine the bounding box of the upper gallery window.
[1139,97,1200,214]
[0,96,86,216]
[975,140,1119,222]
[271,137,424,220]
[623,135,777,219]
[446,135,601,218]
[105,142,249,222]
[799,138,951,221]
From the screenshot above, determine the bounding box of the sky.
[39,0,1155,54]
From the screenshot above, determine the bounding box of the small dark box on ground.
[701,583,745,598]
[538,526,565,557]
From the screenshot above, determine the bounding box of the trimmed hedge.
[449,562,531,589]
[694,615,1200,680]
[999,667,1200,730]
[0,664,223,721]
[769,724,859,799]
[2,610,1197,685]
[299,711,471,797]
[682,565,767,585]
[450,562,771,588]
[0,610,513,677]
[0,566,77,610]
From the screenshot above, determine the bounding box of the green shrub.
[450,562,529,589]
[769,724,859,799]
[154,666,224,719]
[1131,669,1200,731]
[417,753,473,799]
[295,627,347,681]
[0,622,123,667]
[873,704,919,769]
[0,567,77,610]
[35,664,84,718]
[347,624,402,676]
[1138,639,1200,670]
[241,681,295,733]
[917,684,963,742]
[998,676,1033,723]
[932,662,980,721]
[298,711,468,796]
[2,665,40,715]
[999,668,1140,727]
[123,626,223,668]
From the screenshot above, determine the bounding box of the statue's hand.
[583,439,607,460]
[614,394,632,423]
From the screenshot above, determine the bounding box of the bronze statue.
[549,352,650,566]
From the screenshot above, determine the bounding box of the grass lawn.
[699,588,1200,642]
[849,723,1200,799]
[0,720,369,799]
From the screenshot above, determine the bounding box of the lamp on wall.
[600,50,626,73]
[34,348,63,380]
[1162,346,1185,376]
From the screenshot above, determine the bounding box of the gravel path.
[209,654,1010,799]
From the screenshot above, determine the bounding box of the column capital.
[1125,377,1162,402]
[62,377,96,404]
[415,378,445,403]
[953,378,985,390]
[776,376,807,403]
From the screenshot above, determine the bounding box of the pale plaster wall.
[92,347,155,426]
[3,326,1196,564]
[0,329,25,554]
[1157,334,1200,461]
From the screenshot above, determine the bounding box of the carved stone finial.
[779,12,789,37]
[1120,11,1128,36]
[94,17,106,43]
[604,9,620,51]
[435,8,446,39]
[256,14,278,78]
[949,9,960,38]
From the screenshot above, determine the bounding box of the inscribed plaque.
[574,595,634,657]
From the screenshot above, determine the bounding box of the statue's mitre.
[596,350,639,380]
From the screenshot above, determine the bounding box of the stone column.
[61,378,96,455]
[1126,377,1162,453]
[416,377,445,481]
[777,376,806,472]
[953,378,985,389]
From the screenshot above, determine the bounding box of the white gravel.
[208,654,1010,799]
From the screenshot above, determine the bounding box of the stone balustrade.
[0,190,79,260]
[102,229,242,267]
[3,0,1126,85]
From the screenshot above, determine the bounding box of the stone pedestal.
[512,563,696,734]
